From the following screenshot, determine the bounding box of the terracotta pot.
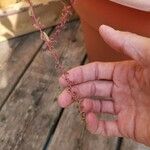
[72,0,150,62]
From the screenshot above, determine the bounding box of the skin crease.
[58,25,150,146]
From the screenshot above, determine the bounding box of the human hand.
[58,25,150,146]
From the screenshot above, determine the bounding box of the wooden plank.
[0,0,77,42]
[0,28,51,108]
[0,21,86,150]
[121,138,150,150]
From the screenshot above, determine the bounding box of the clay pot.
[72,0,150,62]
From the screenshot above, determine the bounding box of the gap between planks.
[0,20,86,150]
[0,27,54,110]
[42,54,88,150]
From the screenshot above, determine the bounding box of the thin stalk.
[26,0,86,121]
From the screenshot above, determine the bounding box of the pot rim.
[110,0,150,12]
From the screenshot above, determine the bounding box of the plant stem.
[26,0,86,121]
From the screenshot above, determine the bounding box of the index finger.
[59,62,116,87]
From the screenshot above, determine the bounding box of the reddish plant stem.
[26,0,85,120]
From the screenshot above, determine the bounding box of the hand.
[58,25,150,146]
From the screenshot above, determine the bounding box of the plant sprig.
[26,0,86,121]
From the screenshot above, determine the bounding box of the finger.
[58,80,113,108]
[99,25,150,67]
[59,62,116,87]
[81,98,116,114]
[86,112,122,137]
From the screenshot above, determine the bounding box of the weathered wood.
[0,28,51,108]
[0,0,77,42]
[121,139,150,150]
[0,21,86,150]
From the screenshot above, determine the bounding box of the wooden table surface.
[0,20,149,150]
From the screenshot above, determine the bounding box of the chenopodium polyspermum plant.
[26,0,86,121]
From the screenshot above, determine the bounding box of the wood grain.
[0,21,86,150]
[0,28,51,108]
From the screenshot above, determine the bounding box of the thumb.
[99,25,150,67]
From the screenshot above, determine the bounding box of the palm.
[112,60,150,144]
